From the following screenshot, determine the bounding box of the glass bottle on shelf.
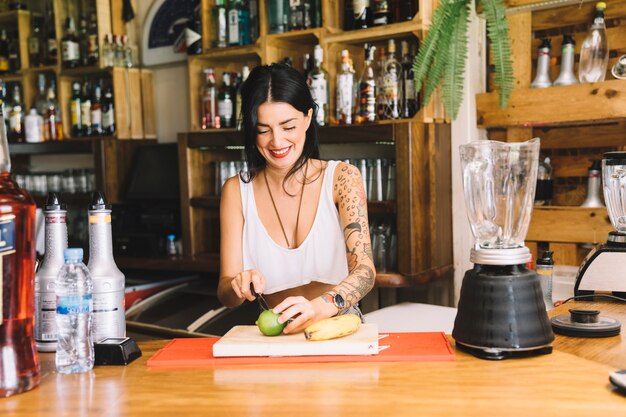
[28,16,43,68]
[24,107,43,143]
[102,34,114,67]
[236,65,250,130]
[218,72,234,128]
[581,160,604,208]
[228,0,250,46]
[0,98,40,398]
[113,35,124,67]
[267,0,287,34]
[381,39,402,120]
[101,87,115,136]
[90,84,102,136]
[375,46,386,120]
[249,0,259,42]
[34,73,48,117]
[80,80,92,136]
[303,0,313,29]
[87,12,99,66]
[307,45,329,126]
[201,68,218,129]
[44,2,57,65]
[289,0,304,31]
[213,0,228,48]
[357,44,377,123]
[0,30,9,73]
[8,84,24,143]
[7,31,19,73]
[70,81,82,137]
[78,15,89,67]
[372,0,390,26]
[400,40,418,118]
[336,49,355,125]
[579,2,609,83]
[553,35,577,86]
[392,0,417,21]
[352,0,372,30]
[45,79,63,141]
[61,17,80,69]
[122,35,133,67]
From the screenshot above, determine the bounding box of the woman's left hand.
[272,296,336,334]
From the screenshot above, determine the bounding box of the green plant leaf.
[442,1,471,119]
[481,0,514,108]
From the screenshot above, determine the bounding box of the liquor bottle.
[313,0,322,27]
[307,45,329,126]
[213,0,228,48]
[249,0,259,42]
[372,0,390,26]
[78,16,89,67]
[187,4,203,55]
[34,193,68,352]
[268,0,287,34]
[400,40,418,118]
[228,0,250,46]
[122,35,133,68]
[381,39,401,119]
[80,80,92,136]
[236,65,250,129]
[579,2,609,83]
[357,44,377,123]
[24,107,43,143]
[353,0,372,30]
[302,53,312,79]
[375,46,386,120]
[70,81,82,137]
[44,3,58,66]
[101,87,115,135]
[201,68,218,129]
[7,32,19,73]
[0,30,9,73]
[392,0,417,21]
[303,0,314,29]
[553,35,577,86]
[61,17,80,69]
[28,16,43,67]
[289,0,304,31]
[45,80,63,141]
[336,50,355,125]
[218,72,234,128]
[87,192,126,342]
[34,73,48,117]
[0,99,40,397]
[87,13,99,66]
[113,35,124,67]
[8,84,24,143]
[90,84,102,136]
[580,160,604,208]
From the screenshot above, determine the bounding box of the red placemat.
[147,332,454,368]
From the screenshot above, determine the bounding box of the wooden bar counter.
[3,301,626,416]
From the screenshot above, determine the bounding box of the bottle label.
[88,34,98,56]
[218,99,233,118]
[47,38,58,54]
[35,291,58,342]
[71,99,80,126]
[102,108,114,129]
[89,214,112,224]
[25,114,43,143]
[92,290,125,341]
[404,79,415,99]
[310,75,327,104]
[337,73,354,123]
[9,106,23,132]
[0,57,8,72]
[228,9,239,44]
[91,108,102,130]
[61,40,79,61]
[0,215,16,321]
[81,101,92,126]
[28,37,40,54]
[57,293,93,315]
[359,80,376,121]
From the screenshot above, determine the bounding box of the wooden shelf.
[190,44,261,61]
[117,254,219,273]
[0,9,26,25]
[0,72,24,82]
[367,200,397,215]
[476,80,626,128]
[266,28,324,43]
[527,206,613,244]
[26,65,59,73]
[8,138,109,155]
[325,18,421,44]
[59,66,112,77]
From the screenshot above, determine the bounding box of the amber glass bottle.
[0,104,40,397]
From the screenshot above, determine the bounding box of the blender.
[575,152,626,297]
[452,138,554,360]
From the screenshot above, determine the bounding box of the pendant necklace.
[263,163,308,249]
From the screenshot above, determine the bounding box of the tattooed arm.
[327,161,376,310]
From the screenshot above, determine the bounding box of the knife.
[250,283,270,312]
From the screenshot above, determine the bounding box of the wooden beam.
[527,206,612,243]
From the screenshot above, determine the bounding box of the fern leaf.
[423,0,466,105]
[481,0,514,108]
[442,1,471,119]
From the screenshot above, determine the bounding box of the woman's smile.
[269,146,292,159]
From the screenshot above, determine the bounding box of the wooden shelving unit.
[476,0,626,266]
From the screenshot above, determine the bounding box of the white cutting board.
[212,324,379,357]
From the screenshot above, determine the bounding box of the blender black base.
[455,341,553,361]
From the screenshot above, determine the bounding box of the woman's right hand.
[230,269,266,302]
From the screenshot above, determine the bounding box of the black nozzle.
[590,160,602,171]
[89,191,111,210]
[539,38,551,49]
[537,250,554,266]
[562,34,575,46]
[44,192,66,211]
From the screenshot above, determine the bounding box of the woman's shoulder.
[221,175,243,209]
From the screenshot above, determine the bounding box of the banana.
[304,314,361,341]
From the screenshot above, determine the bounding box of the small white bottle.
[553,35,578,86]
[24,108,43,143]
[579,2,609,83]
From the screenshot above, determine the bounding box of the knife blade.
[250,283,270,311]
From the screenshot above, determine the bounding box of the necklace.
[263,163,308,249]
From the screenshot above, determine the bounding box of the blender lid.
[603,151,626,165]
[551,309,621,338]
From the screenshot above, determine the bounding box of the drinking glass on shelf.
[63,169,76,194]
[386,160,396,201]
[75,169,89,193]
[372,223,389,273]
[47,172,62,192]
[359,159,368,200]
[368,159,384,201]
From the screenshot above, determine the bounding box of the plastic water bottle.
[56,248,94,374]
[579,2,609,83]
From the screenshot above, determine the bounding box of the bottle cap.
[562,34,575,45]
[89,191,112,210]
[596,2,606,10]
[167,234,175,241]
[64,248,84,261]
[44,192,66,211]
[590,160,601,171]
[539,38,551,49]
[537,251,554,266]
[387,39,396,53]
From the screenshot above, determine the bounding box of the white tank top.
[240,160,349,294]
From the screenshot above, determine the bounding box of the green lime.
[255,310,286,336]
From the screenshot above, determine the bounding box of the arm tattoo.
[337,264,375,307]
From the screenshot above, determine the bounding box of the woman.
[218,63,375,335]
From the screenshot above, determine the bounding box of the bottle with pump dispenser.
[580,160,604,208]
[35,193,68,352]
[530,39,552,88]
[87,192,125,343]
[553,35,578,86]
[579,2,609,83]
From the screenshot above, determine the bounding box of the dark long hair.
[239,63,320,185]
